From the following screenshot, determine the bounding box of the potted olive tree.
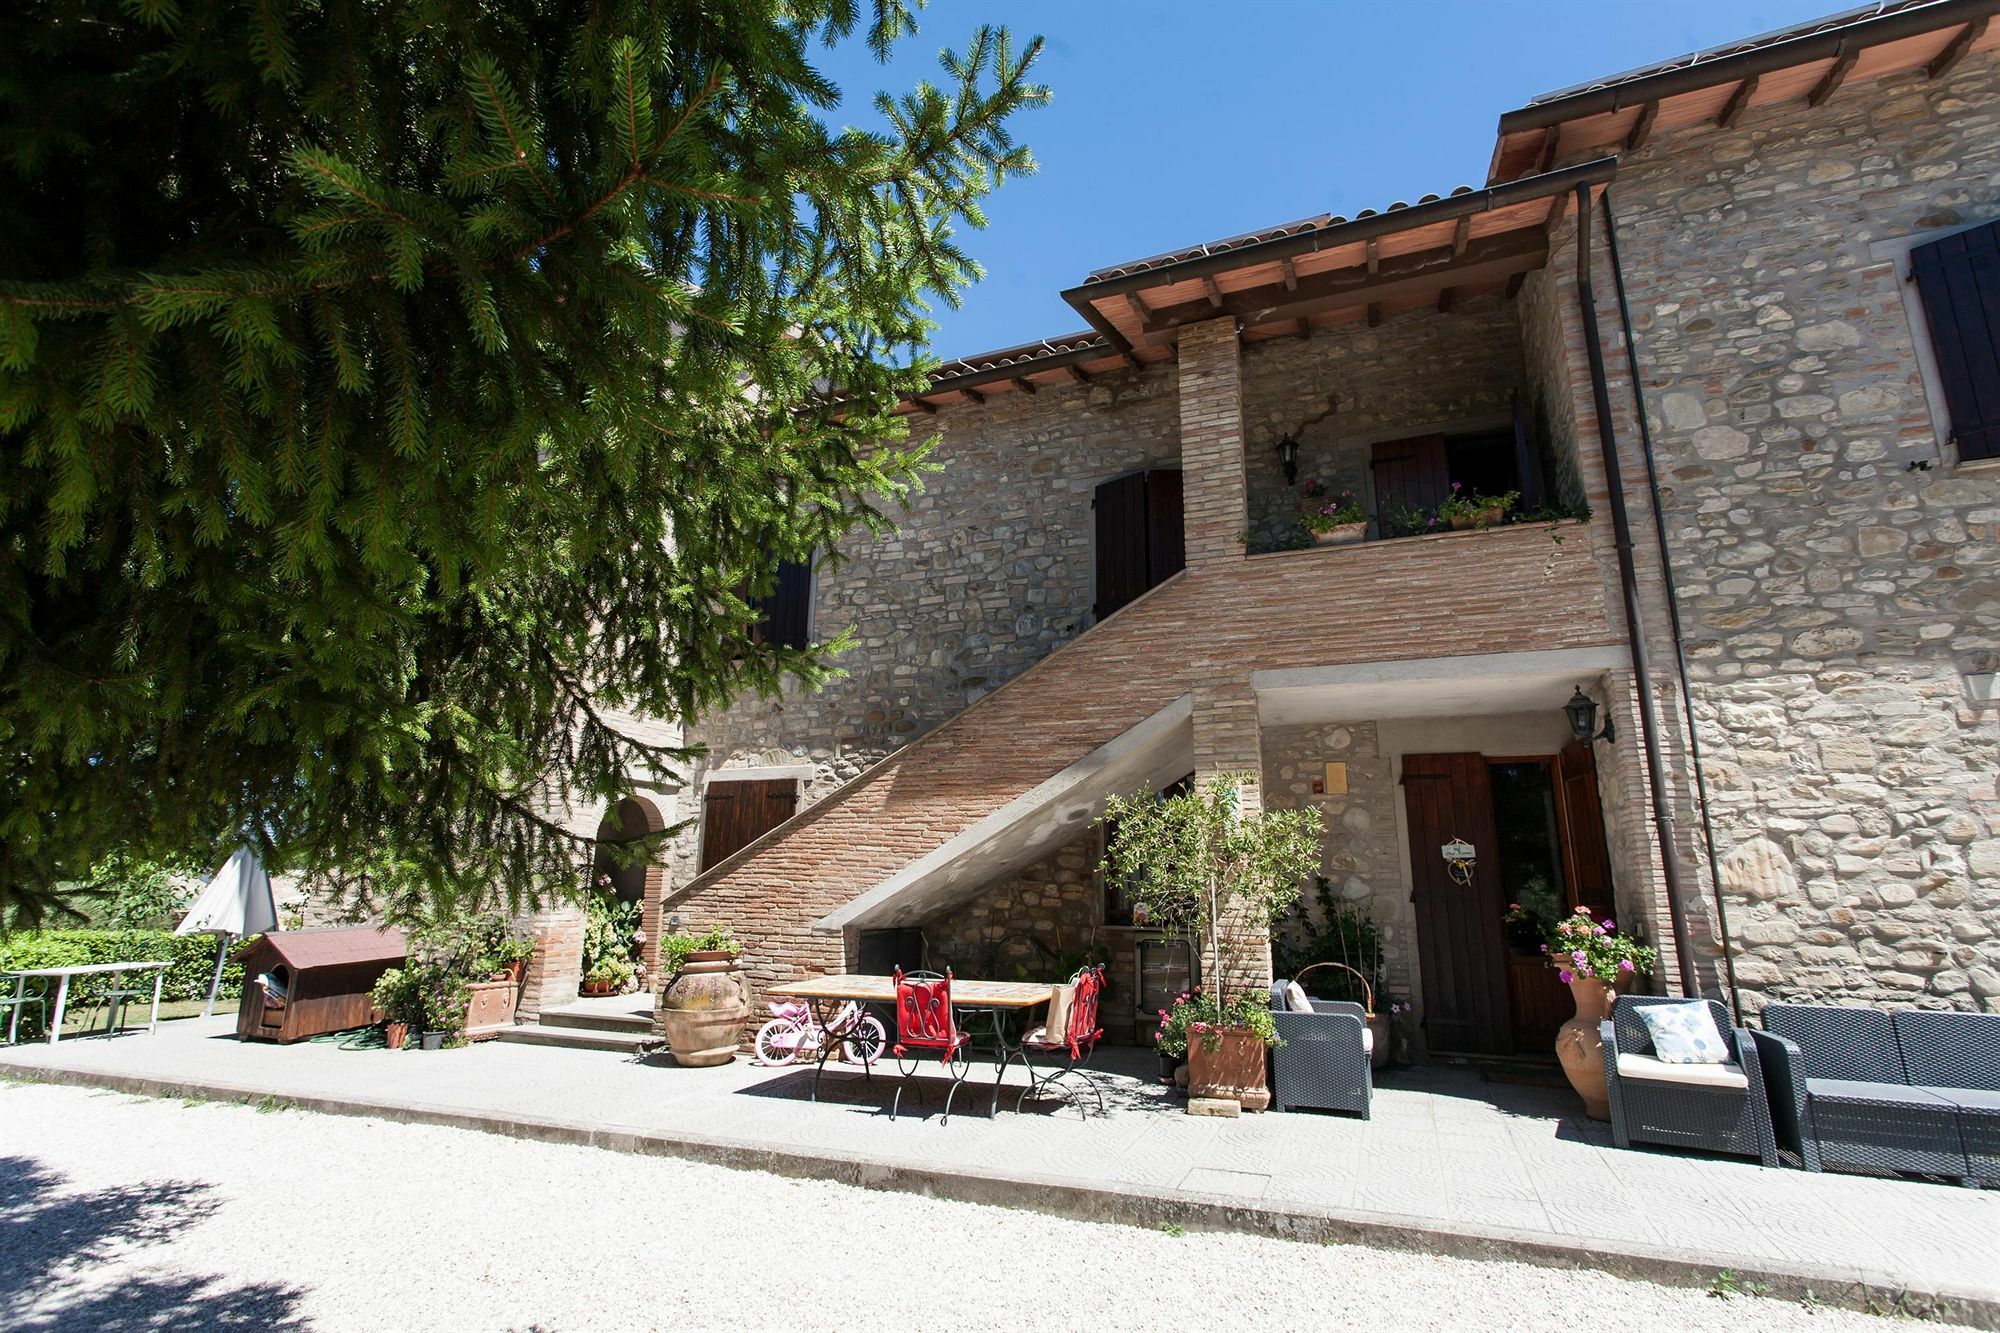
[1100,773,1322,1113]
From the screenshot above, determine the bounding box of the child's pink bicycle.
[754,998,887,1067]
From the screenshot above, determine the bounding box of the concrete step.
[536,1006,654,1034]
[493,1024,658,1054]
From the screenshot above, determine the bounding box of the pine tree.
[0,0,1047,922]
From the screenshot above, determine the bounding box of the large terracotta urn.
[656,951,749,1067]
[1186,1026,1271,1112]
[1556,977,1618,1120]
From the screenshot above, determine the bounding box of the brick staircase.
[668,525,1615,1003]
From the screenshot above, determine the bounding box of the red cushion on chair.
[894,968,964,1064]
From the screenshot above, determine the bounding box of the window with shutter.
[750,557,812,650]
[1912,219,2000,463]
[1092,469,1184,621]
[699,777,800,871]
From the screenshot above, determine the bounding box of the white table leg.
[47,974,69,1045]
[6,975,20,1045]
[149,968,164,1034]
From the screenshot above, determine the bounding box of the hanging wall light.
[1276,435,1300,485]
[1564,686,1616,745]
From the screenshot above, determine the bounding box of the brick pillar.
[1177,318,1248,568]
[1192,677,1273,1002]
[516,904,584,1020]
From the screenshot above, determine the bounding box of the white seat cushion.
[1616,1052,1749,1090]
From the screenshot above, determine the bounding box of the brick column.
[516,904,584,1020]
[1192,678,1273,1001]
[1177,318,1248,567]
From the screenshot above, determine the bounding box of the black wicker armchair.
[1267,980,1372,1117]
[1753,1004,1996,1183]
[1600,995,1778,1167]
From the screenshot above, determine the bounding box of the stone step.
[536,1006,654,1034]
[493,1023,658,1054]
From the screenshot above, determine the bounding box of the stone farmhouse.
[511,0,1999,1058]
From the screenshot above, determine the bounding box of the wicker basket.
[1293,961,1374,1018]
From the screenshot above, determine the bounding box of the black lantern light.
[1276,435,1300,485]
[1564,686,1616,745]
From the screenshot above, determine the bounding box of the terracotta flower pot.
[1310,520,1369,546]
[1449,506,1505,531]
[384,1021,408,1051]
[1186,1025,1271,1112]
[657,954,749,1067]
[1556,976,1618,1120]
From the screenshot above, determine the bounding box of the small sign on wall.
[1322,762,1348,796]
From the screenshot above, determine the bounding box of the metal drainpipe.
[1600,188,1745,1026]
[1569,182,1699,999]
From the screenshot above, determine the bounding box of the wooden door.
[1403,753,1513,1055]
[699,778,799,871]
[1369,434,1450,535]
[1093,469,1184,620]
[1555,742,1616,913]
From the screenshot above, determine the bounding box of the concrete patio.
[3,1018,1995,1323]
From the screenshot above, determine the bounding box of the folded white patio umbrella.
[176,846,279,1017]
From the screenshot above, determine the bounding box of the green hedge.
[1,930,245,1037]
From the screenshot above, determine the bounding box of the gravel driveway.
[1,1081,1885,1332]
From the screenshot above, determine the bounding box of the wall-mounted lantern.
[1564,686,1616,745]
[1276,435,1301,485]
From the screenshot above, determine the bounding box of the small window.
[1912,219,2000,463]
[749,557,812,650]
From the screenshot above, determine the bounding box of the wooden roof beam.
[1366,303,1382,328]
[1717,74,1760,128]
[907,396,939,414]
[1624,101,1659,153]
[1201,275,1225,308]
[1545,186,1571,237]
[1451,216,1471,258]
[1505,271,1528,300]
[1537,124,1562,173]
[1131,230,1550,340]
[1009,376,1038,395]
[1808,47,1858,107]
[1127,290,1155,323]
[1366,238,1380,275]
[1930,17,1988,78]
[1286,317,1310,340]
[1064,364,1091,385]
[1436,287,1457,315]
[958,386,985,405]
[1279,256,1300,291]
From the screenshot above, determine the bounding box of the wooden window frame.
[1874,219,2000,472]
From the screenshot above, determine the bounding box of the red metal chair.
[1017,965,1107,1116]
[890,968,973,1123]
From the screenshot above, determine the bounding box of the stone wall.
[1605,56,2000,1013]
[1239,295,1527,552]
[670,364,1182,885]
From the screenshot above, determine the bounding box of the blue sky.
[818,0,1844,359]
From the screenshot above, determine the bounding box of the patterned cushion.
[1284,981,1313,1013]
[1638,1001,1730,1064]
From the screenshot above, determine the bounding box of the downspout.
[1600,188,1744,1026]
[1569,181,1699,999]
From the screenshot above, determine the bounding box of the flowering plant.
[1436,482,1519,527]
[1296,478,1365,532]
[1540,907,1654,986]
[1154,988,1281,1056]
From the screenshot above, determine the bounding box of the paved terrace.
[3,1020,1995,1322]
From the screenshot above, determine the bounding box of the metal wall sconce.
[1276,435,1300,485]
[1564,687,1616,745]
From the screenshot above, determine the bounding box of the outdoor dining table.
[4,960,172,1045]
[765,974,1056,1117]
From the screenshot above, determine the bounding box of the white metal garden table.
[3,960,171,1044]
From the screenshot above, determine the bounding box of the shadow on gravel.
[0,1154,310,1331]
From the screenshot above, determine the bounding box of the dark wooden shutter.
[1093,471,1151,620]
[1510,392,1545,508]
[1554,742,1616,913]
[1402,753,1512,1056]
[751,558,812,649]
[1370,434,1451,535]
[699,778,799,871]
[1912,220,2000,462]
[1145,469,1185,585]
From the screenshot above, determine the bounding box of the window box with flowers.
[1540,907,1656,1120]
[1296,478,1369,546]
[1437,483,1519,532]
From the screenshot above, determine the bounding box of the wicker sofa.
[1752,1004,1999,1184]
[1600,995,1778,1167]
[1266,981,1372,1118]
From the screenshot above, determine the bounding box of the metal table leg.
[6,975,21,1046]
[148,968,164,1034]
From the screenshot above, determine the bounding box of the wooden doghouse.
[236,927,408,1043]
